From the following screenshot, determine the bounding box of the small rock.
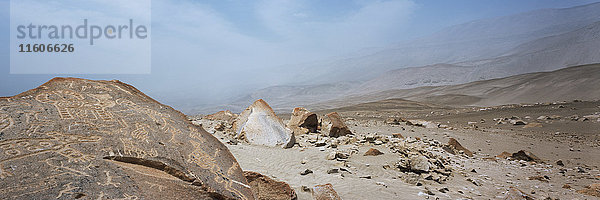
[327,168,339,174]
[556,160,564,166]
[300,169,313,176]
[312,183,342,200]
[364,148,384,156]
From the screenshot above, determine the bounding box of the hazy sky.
[1,0,599,110]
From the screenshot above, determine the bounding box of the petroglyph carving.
[98,171,120,188]
[0,78,255,199]
[56,182,79,199]
[130,124,150,143]
[145,181,165,192]
[0,113,13,133]
[120,138,157,158]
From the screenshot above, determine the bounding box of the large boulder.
[233,99,295,148]
[244,171,297,200]
[322,112,352,137]
[0,78,254,199]
[287,107,318,135]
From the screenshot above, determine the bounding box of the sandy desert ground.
[192,99,600,200]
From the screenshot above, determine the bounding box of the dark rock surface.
[0,78,254,199]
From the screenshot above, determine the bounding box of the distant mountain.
[297,2,600,83]
[355,20,600,94]
[308,64,600,111]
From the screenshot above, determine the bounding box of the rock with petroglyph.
[0,78,254,200]
[233,99,295,148]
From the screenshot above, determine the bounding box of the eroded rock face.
[312,183,342,200]
[287,107,318,135]
[323,112,352,137]
[0,78,254,200]
[233,99,295,148]
[244,171,297,200]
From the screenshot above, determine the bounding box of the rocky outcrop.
[233,99,295,148]
[204,110,237,122]
[322,112,352,137]
[312,183,342,200]
[0,78,254,200]
[287,107,318,135]
[244,171,297,200]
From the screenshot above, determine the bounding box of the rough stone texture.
[204,110,237,122]
[504,187,534,200]
[0,78,254,200]
[243,171,297,200]
[363,148,384,156]
[312,183,342,200]
[577,183,600,197]
[443,138,473,157]
[287,107,318,135]
[233,99,295,148]
[323,112,352,137]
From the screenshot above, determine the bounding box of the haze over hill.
[192,3,600,114]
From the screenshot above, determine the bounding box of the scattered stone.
[497,152,512,159]
[443,138,473,157]
[364,148,384,156]
[562,184,571,189]
[288,107,318,135]
[203,110,237,122]
[510,119,528,125]
[376,182,387,187]
[323,112,353,137]
[438,187,449,193]
[407,119,438,128]
[312,183,342,200]
[577,183,600,197]
[301,185,311,192]
[537,115,550,120]
[505,187,534,200]
[327,168,339,174]
[300,169,313,176]
[556,160,564,166]
[244,171,298,200]
[511,150,542,162]
[385,118,400,125]
[233,99,296,148]
[523,122,543,128]
[528,175,549,182]
[466,178,482,186]
[392,133,404,138]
